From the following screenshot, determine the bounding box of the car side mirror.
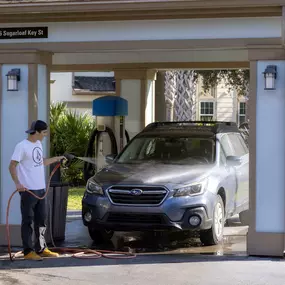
[226,156,241,167]
[105,154,116,164]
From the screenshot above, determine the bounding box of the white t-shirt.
[11,139,46,190]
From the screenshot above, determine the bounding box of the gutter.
[0,0,283,14]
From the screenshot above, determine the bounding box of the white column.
[1,65,29,225]
[255,61,285,233]
[37,64,50,168]
[120,79,141,140]
[154,71,167,122]
[145,79,155,126]
[115,69,156,140]
[0,56,51,246]
[247,59,285,257]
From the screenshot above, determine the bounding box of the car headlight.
[173,180,207,197]
[86,180,103,195]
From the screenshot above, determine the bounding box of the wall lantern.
[263,65,277,90]
[6,68,20,91]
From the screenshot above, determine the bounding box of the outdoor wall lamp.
[6,68,20,91]
[263,65,277,90]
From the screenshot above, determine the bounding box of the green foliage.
[67,187,85,210]
[50,102,96,186]
[194,69,250,96]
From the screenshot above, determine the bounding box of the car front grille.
[107,185,168,205]
[107,213,165,224]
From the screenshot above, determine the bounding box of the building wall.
[196,77,247,125]
[216,83,236,122]
[51,72,247,123]
[50,72,102,103]
[50,72,107,115]
[0,18,276,45]
[50,72,72,102]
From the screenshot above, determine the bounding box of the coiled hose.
[6,162,136,261]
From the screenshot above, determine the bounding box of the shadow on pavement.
[0,251,284,271]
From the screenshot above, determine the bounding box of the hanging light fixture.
[263,65,277,90]
[6,69,21,91]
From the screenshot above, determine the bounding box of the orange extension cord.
[6,162,136,261]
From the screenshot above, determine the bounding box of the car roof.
[141,121,240,135]
[137,130,215,138]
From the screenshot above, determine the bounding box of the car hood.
[93,161,214,186]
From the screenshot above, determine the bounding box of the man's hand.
[56,156,67,162]
[43,156,67,166]
[9,160,25,192]
[16,183,26,192]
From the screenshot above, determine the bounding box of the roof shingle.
[0,0,93,3]
[73,76,116,92]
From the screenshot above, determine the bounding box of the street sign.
[0,27,48,39]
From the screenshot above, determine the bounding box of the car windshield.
[116,135,215,165]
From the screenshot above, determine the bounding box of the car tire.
[200,195,225,246]
[88,226,114,243]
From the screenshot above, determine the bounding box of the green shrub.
[50,102,96,186]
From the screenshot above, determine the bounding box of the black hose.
[83,128,99,182]
[125,130,130,143]
[83,127,118,182]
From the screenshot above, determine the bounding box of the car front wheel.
[88,226,114,244]
[200,195,225,246]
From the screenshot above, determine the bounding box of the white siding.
[216,84,235,122]
[50,72,73,103]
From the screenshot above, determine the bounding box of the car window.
[219,145,227,165]
[145,139,156,156]
[227,133,247,157]
[220,134,234,157]
[236,133,249,154]
[116,136,215,164]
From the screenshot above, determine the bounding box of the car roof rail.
[142,121,239,133]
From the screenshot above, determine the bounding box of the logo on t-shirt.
[32,147,43,166]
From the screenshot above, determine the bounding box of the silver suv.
[82,121,249,246]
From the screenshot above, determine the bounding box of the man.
[9,120,66,261]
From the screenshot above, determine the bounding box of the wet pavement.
[2,215,285,285]
[0,212,248,259]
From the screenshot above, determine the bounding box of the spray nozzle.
[61,153,75,168]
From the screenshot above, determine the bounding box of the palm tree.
[164,70,197,121]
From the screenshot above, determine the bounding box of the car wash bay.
[0,2,285,258]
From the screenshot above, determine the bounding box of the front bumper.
[82,202,213,231]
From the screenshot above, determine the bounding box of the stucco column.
[0,51,52,246]
[154,71,167,122]
[247,48,285,257]
[114,69,157,139]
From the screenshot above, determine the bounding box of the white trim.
[53,49,248,65]
[199,101,215,121]
[238,101,246,126]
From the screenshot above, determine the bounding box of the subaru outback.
[82,121,249,246]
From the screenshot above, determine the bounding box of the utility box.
[45,182,69,245]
